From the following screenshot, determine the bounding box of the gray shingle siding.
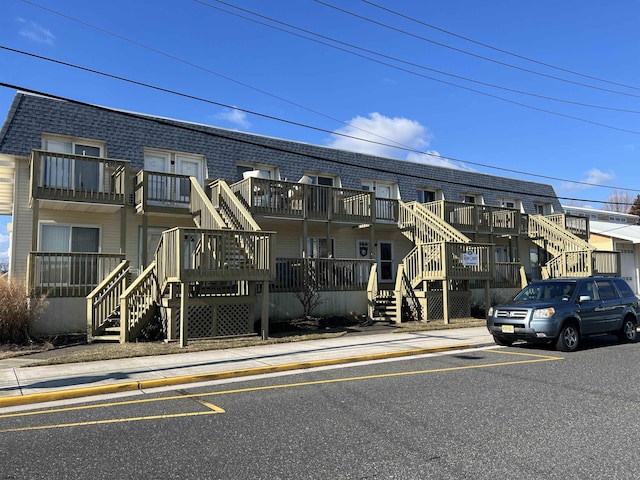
[0,92,563,214]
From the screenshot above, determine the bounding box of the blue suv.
[486,277,639,351]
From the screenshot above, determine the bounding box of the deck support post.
[180,282,189,347]
[261,280,269,340]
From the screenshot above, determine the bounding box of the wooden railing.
[546,213,590,240]
[423,200,521,235]
[120,262,159,342]
[134,171,191,211]
[542,250,620,279]
[397,264,422,322]
[208,179,260,231]
[86,260,129,341]
[158,227,274,283]
[30,150,129,204]
[231,177,396,222]
[528,214,593,256]
[399,201,471,244]
[189,178,225,229]
[28,252,126,297]
[493,262,523,288]
[271,257,374,292]
[367,264,378,320]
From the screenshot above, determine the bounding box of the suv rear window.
[612,278,635,298]
[595,280,618,300]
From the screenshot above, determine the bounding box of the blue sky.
[1,0,639,258]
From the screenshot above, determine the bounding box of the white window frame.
[417,188,442,203]
[237,162,278,181]
[304,172,340,187]
[37,222,102,287]
[41,135,106,191]
[462,193,483,205]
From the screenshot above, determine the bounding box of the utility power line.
[315,0,640,99]
[1,81,637,206]
[193,1,640,135]
[362,0,640,93]
[1,47,636,194]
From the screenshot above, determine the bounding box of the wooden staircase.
[527,214,619,278]
[87,178,272,343]
[370,201,491,324]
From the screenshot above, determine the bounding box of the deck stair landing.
[88,178,271,343]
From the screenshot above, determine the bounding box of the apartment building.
[0,92,619,342]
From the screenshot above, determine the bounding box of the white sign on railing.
[462,249,479,267]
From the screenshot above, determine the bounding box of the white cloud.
[326,113,471,170]
[326,112,430,158]
[17,18,55,45]
[562,168,615,191]
[214,107,251,129]
[0,234,9,245]
[406,150,475,171]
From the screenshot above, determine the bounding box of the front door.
[378,241,394,282]
[176,155,204,200]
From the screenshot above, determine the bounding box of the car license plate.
[501,325,515,333]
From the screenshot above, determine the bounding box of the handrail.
[399,201,471,244]
[528,214,593,256]
[190,177,225,229]
[366,264,378,320]
[209,179,261,231]
[120,262,159,343]
[397,265,423,322]
[86,260,129,341]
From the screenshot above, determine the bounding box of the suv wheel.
[493,335,513,347]
[556,323,579,352]
[618,318,637,343]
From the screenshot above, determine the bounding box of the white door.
[144,153,171,202]
[176,155,204,200]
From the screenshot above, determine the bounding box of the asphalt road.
[2,335,640,479]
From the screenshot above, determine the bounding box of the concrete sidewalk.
[0,327,494,407]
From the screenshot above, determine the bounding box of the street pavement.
[0,326,494,407]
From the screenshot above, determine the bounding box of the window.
[305,174,337,187]
[236,164,276,182]
[39,224,100,285]
[595,280,618,301]
[462,194,483,204]
[417,189,441,203]
[306,237,334,258]
[534,203,552,215]
[499,198,520,210]
[42,136,104,191]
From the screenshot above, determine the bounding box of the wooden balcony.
[30,150,129,212]
[155,227,275,284]
[270,257,374,292]
[134,170,191,215]
[404,242,493,283]
[230,178,398,223]
[27,252,126,297]
[422,201,522,235]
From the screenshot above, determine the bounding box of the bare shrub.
[0,278,47,344]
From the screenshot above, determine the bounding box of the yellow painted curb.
[0,344,469,408]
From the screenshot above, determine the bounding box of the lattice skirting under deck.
[166,302,253,339]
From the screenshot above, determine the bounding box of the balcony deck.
[30,150,129,212]
[230,178,398,223]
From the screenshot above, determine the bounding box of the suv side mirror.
[578,295,591,303]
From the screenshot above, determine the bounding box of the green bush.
[0,277,47,344]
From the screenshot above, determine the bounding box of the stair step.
[104,326,121,334]
[91,335,120,343]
